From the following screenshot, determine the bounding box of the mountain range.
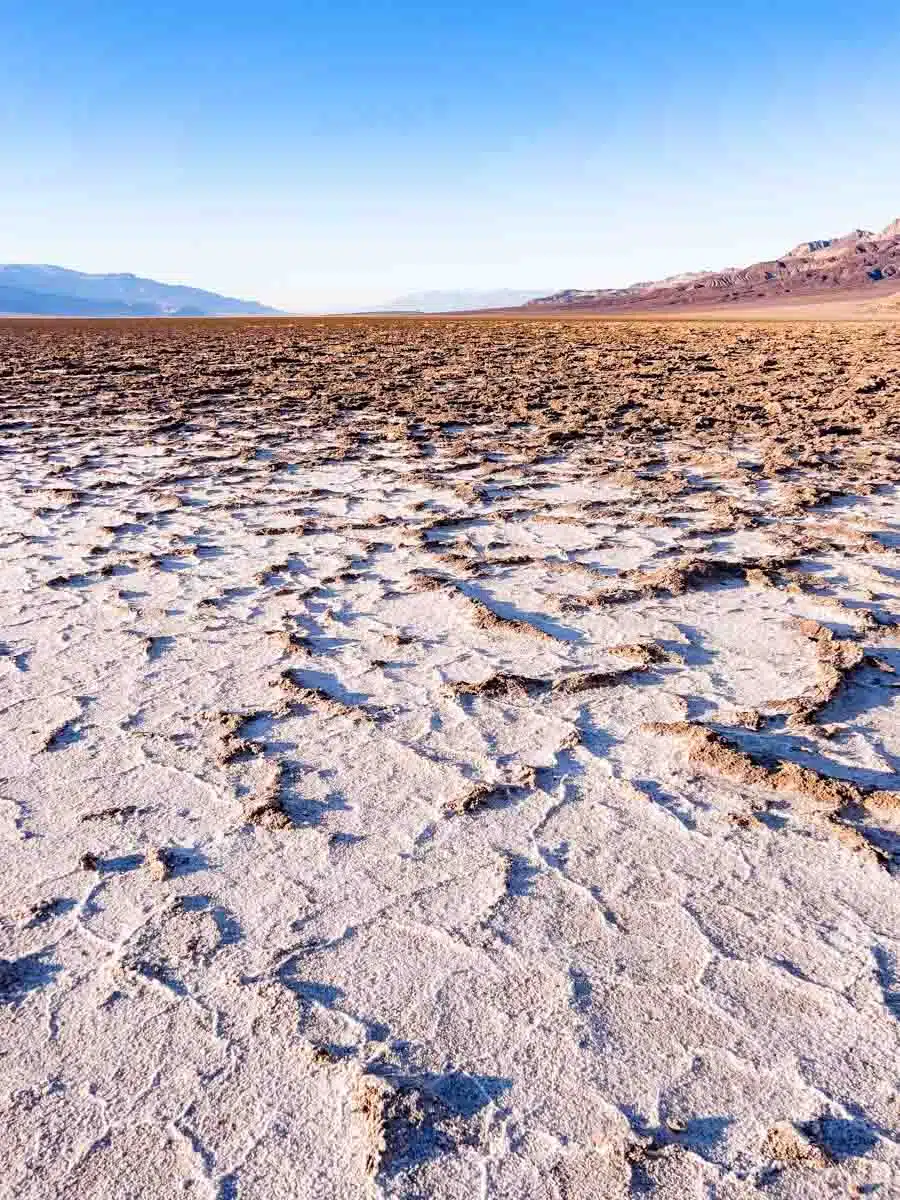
[4,219,899,317]
[0,265,281,317]
[374,288,551,313]
[526,218,900,312]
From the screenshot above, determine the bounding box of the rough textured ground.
[1,316,900,1199]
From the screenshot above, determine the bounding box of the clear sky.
[2,1,899,311]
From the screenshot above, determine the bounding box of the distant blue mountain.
[0,265,282,316]
[375,288,551,312]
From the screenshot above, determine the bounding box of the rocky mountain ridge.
[528,218,900,312]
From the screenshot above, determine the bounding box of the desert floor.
[1,316,899,1199]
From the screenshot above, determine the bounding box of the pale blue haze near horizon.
[1,0,899,311]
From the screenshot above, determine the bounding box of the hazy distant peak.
[375,288,551,313]
[0,264,282,316]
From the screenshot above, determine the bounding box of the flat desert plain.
[1,316,900,1199]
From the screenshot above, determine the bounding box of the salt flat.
[1,317,899,1198]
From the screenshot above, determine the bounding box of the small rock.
[854,375,887,395]
[146,847,174,882]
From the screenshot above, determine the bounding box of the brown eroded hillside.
[530,218,900,313]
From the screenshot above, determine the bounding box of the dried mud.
[1,316,900,1198]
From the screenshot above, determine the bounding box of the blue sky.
[2,1,899,310]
